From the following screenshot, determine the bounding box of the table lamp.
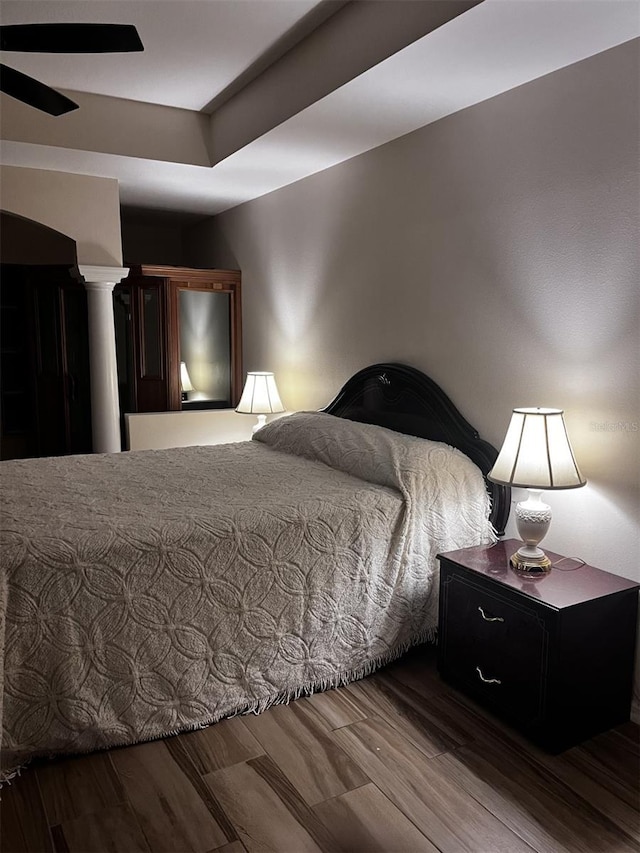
[180,361,194,402]
[236,371,285,433]
[488,408,586,574]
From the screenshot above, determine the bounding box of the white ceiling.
[1,0,639,218]
[0,0,323,110]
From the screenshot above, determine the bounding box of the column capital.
[77,265,129,285]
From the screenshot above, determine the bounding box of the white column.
[78,265,129,453]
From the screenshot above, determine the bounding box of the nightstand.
[437,539,639,753]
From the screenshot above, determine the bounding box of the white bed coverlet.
[0,413,495,774]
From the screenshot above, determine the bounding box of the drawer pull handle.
[478,606,504,623]
[476,666,501,685]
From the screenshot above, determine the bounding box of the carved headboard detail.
[323,363,510,536]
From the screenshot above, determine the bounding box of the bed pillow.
[253,411,495,539]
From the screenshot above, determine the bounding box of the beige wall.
[0,165,123,265]
[1,92,210,168]
[186,40,640,587]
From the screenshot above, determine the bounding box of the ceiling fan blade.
[0,64,78,115]
[0,23,143,54]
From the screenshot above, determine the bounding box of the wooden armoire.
[114,265,242,423]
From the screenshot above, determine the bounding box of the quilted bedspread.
[0,413,495,776]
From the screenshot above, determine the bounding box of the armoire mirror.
[177,289,231,408]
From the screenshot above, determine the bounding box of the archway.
[0,210,78,265]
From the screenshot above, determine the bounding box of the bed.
[0,363,509,779]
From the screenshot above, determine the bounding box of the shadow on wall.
[121,207,205,267]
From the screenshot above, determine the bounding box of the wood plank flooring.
[2,644,638,853]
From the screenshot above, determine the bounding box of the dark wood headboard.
[323,363,510,536]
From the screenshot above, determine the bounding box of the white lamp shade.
[488,408,586,489]
[236,372,284,415]
[180,361,195,392]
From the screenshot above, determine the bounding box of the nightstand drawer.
[439,571,549,724]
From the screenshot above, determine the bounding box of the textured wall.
[187,40,639,591]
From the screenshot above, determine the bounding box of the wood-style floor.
[1,644,638,853]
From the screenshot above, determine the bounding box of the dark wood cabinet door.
[31,277,67,457]
[60,284,92,454]
[1,265,37,459]
[1,264,92,459]
[135,278,170,412]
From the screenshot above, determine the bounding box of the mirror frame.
[164,267,242,410]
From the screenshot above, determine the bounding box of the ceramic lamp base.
[512,489,553,577]
[252,413,267,434]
